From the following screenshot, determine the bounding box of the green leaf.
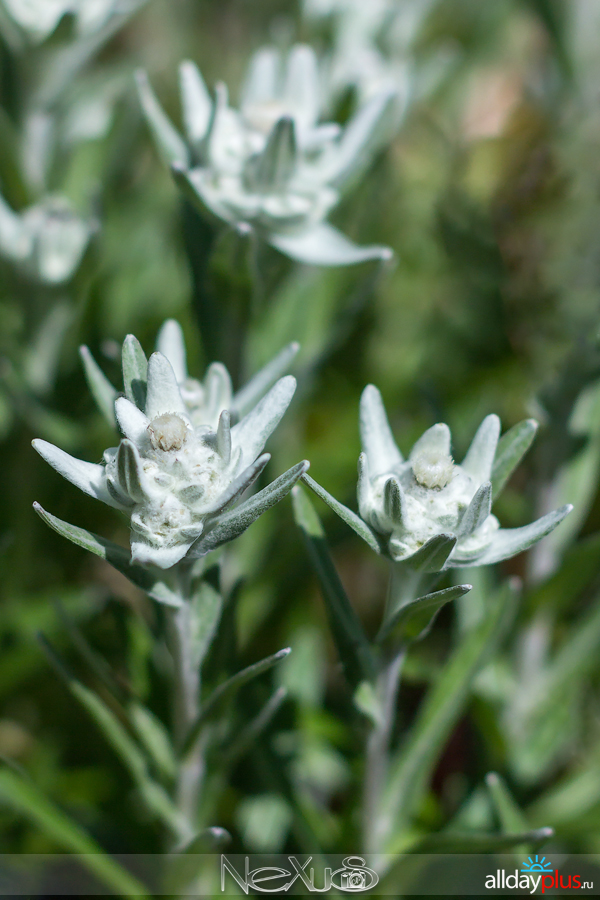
[301,473,383,554]
[34,504,183,607]
[404,827,553,854]
[79,345,117,426]
[0,768,149,898]
[188,581,223,671]
[492,419,538,498]
[183,648,291,756]
[122,333,148,411]
[380,584,472,644]
[485,772,530,834]
[191,461,309,555]
[135,69,190,167]
[292,485,377,690]
[130,703,177,781]
[403,533,457,572]
[382,580,520,845]
[221,686,288,767]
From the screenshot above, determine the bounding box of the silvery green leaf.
[380,584,472,644]
[179,60,212,146]
[360,384,403,477]
[485,772,530,836]
[292,484,377,689]
[204,362,233,422]
[135,69,189,167]
[458,482,492,538]
[326,88,397,189]
[79,346,117,426]
[461,414,500,484]
[232,342,299,419]
[354,680,384,727]
[254,116,297,191]
[122,333,148,410]
[231,375,296,470]
[32,439,122,509]
[409,422,451,461]
[131,535,198,570]
[456,505,573,567]
[145,352,188,420]
[115,397,150,446]
[399,533,457,572]
[302,472,383,554]
[33,503,183,607]
[156,318,187,383]
[222,686,287,767]
[130,703,177,781]
[183,648,292,754]
[205,452,270,515]
[188,581,223,672]
[190,460,309,556]
[492,418,538,498]
[269,222,392,267]
[216,409,231,463]
[383,475,403,525]
[117,439,154,503]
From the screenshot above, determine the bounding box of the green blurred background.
[2,0,600,862]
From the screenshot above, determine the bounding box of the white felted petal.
[461,414,501,484]
[145,352,188,420]
[284,44,320,132]
[179,60,212,144]
[465,505,573,566]
[232,375,296,471]
[130,536,195,569]
[204,362,233,424]
[410,423,451,461]
[359,385,403,479]
[156,319,188,383]
[269,223,392,266]
[241,46,279,111]
[115,397,150,446]
[32,439,122,509]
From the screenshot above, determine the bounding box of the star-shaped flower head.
[136,44,396,267]
[33,320,307,569]
[304,385,571,572]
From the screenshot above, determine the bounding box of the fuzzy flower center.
[147,414,189,452]
[412,448,454,490]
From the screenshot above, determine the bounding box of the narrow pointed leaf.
[461,415,500,483]
[0,768,149,898]
[302,472,383,554]
[403,828,553,855]
[130,703,177,781]
[190,460,309,555]
[382,580,519,842]
[485,772,530,835]
[400,533,457,572]
[32,440,121,509]
[204,362,233,422]
[284,45,320,130]
[292,485,377,690]
[222,687,288,767]
[231,375,296,470]
[33,503,183,607]
[136,69,189,167]
[383,475,403,525]
[241,46,278,110]
[327,88,397,189]
[464,505,573,566]
[492,418,538,498]
[145,352,187,420]
[380,584,472,644]
[458,482,492,538]
[204,453,269,516]
[156,319,187,383]
[270,222,392,267]
[122,334,148,410]
[115,397,150,446]
[79,346,117,426]
[410,422,451,461]
[183,649,291,755]
[232,342,299,419]
[179,60,212,145]
[254,116,297,191]
[360,384,403,477]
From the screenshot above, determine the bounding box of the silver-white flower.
[33,321,306,569]
[136,45,395,267]
[356,385,571,568]
[1,0,146,42]
[0,193,94,283]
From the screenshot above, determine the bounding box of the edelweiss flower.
[0,194,94,284]
[2,0,147,42]
[33,321,306,569]
[305,385,571,570]
[136,45,395,266]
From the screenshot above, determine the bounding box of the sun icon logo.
[521,856,553,873]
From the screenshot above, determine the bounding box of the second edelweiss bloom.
[33,321,306,569]
[356,385,571,567]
